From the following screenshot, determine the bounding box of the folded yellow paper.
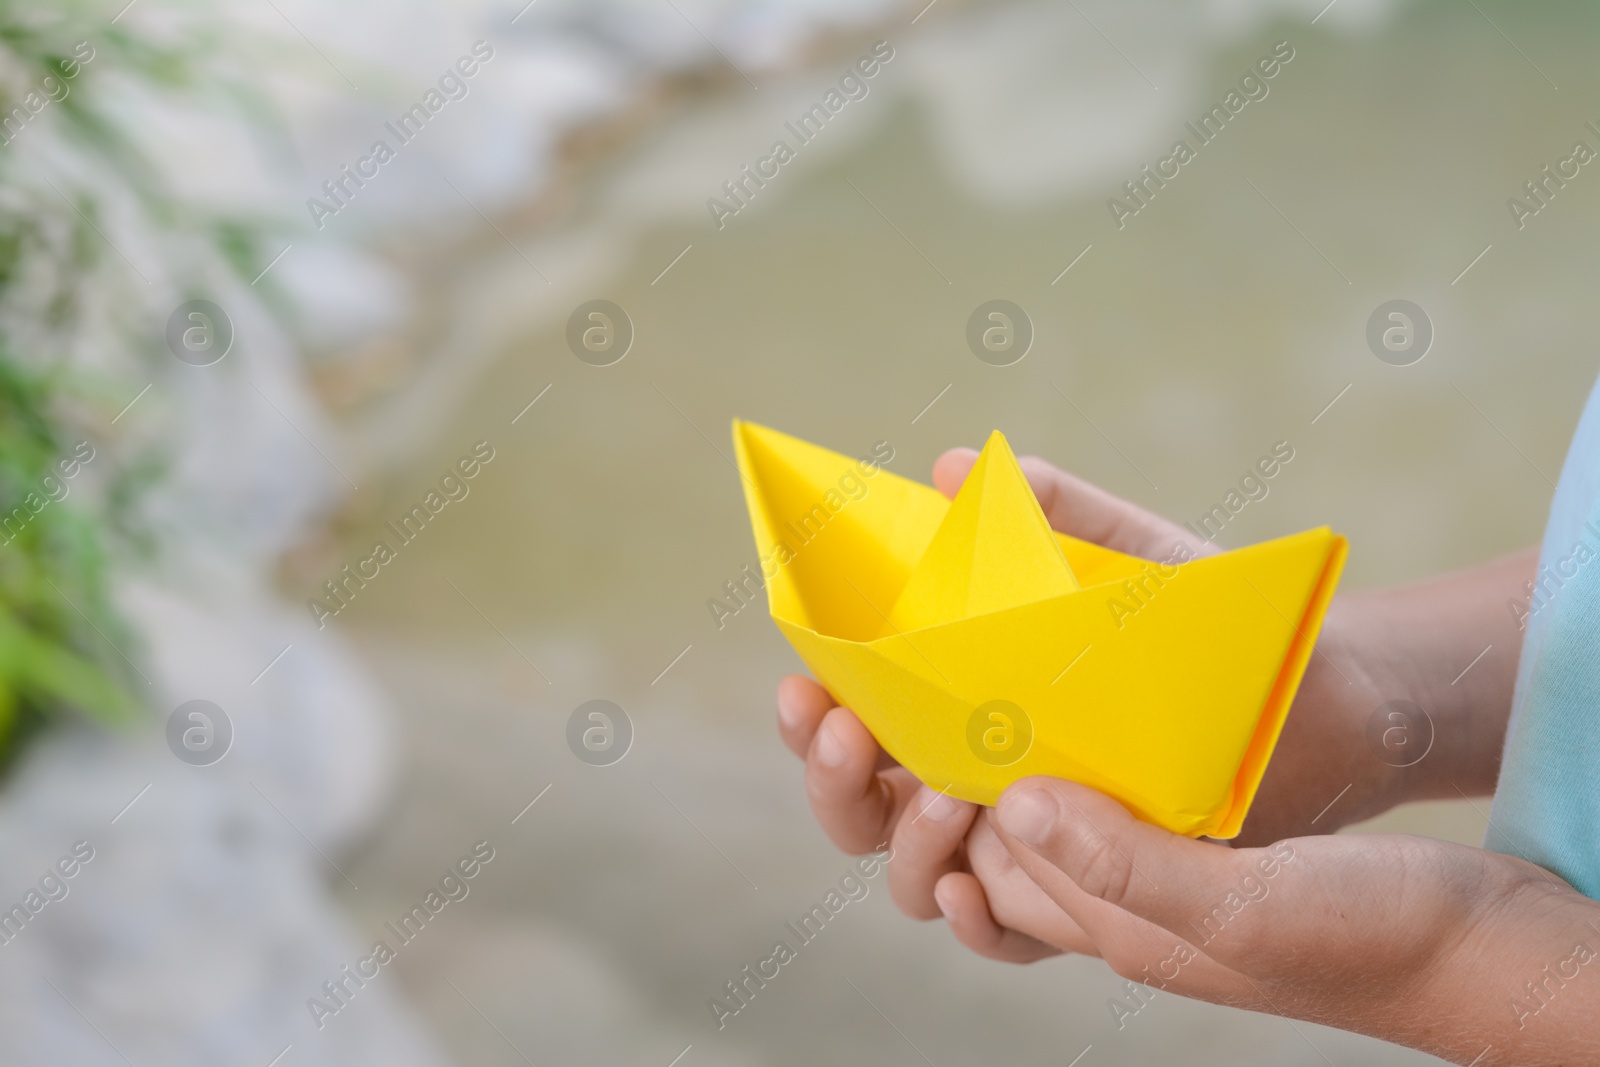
[734,421,1348,838]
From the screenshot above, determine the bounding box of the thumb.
[995,778,1288,964]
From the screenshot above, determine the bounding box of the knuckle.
[1069,825,1137,907]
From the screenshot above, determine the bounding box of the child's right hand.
[776,447,1530,949]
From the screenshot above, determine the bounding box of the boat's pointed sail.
[887,431,1078,633]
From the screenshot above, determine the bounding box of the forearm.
[1341,547,1536,804]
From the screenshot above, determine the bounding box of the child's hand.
[774,453,1206,950]
[924,448,1530,845]
[778,449,1533,968]
[961,776,1600,1064]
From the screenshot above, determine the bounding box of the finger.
[1017,454,1210,560]
[777,674,834,759]
[887,786,979,920]
[994,778,1291,972]
[932,448,1209,561]
[930,448,980,502]
[805,706,920,854]
[964,815,1097,956]
[988,804,1263,1009]
[934,872,1062,964]
[779,676,902,773]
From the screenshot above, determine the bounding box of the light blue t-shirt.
[1490,372,1600,899]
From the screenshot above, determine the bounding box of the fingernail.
[917,786,958,822]
[815,721,848,767]
[777,697,802,731]
[933,880,956,919]
[998,788,1057,847]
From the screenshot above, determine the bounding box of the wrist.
[1291,598,1411,819]
[1411,870,1600,1064]
[1328,553,1530,808]
[1242,551,1531,842]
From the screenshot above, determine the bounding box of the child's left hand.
[937,776,1600,1064]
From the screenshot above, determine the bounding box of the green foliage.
[0,4,290,768]
[0,11,161,765]
[0,359,140,763]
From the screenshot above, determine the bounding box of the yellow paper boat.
[733,421,1347,838]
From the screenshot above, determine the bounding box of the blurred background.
[0,0,1594,1063]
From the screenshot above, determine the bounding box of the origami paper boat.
[734,421,1347,838]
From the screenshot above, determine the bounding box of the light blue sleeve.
[1489,372,1600,900]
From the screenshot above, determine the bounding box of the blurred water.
[318,1,1600,1062]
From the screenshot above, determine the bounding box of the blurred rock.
[0,576,440,1067]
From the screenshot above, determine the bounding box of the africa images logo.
[705,41,895,231]
[1105,41,1296,229]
